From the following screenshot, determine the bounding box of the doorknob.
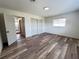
[6,31,9,33]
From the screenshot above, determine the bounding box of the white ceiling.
[0,0,79,17]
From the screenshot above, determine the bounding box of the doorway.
[15,17,26,40]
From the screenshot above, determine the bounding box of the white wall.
[45,11,79,39]
[0,32,2,54]
[0,8,44,20]
[25,17,32,37]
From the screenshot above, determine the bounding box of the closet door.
[31,18,38,35]
[4,15,17,45]
[37,20,43,34]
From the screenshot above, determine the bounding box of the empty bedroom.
[0,0,79,59]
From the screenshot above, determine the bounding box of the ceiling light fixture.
[43,7,49,11]
[30,0,36,2]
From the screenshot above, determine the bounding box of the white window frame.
[53,18,66,27]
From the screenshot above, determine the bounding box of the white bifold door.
[31,18,43,35]
[37,20,43,34]
[31,19,38,35]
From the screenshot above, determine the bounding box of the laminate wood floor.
[0,33,79,59]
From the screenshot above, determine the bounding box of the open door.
[4,15,17,45]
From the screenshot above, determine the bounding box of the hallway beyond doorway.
[15,17,26,40]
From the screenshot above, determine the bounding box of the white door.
[4,14,17,45]
[37,20,43,34]
[31,19,38,35]
[0,32,2,53]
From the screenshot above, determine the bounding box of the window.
[53,18,66,27]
